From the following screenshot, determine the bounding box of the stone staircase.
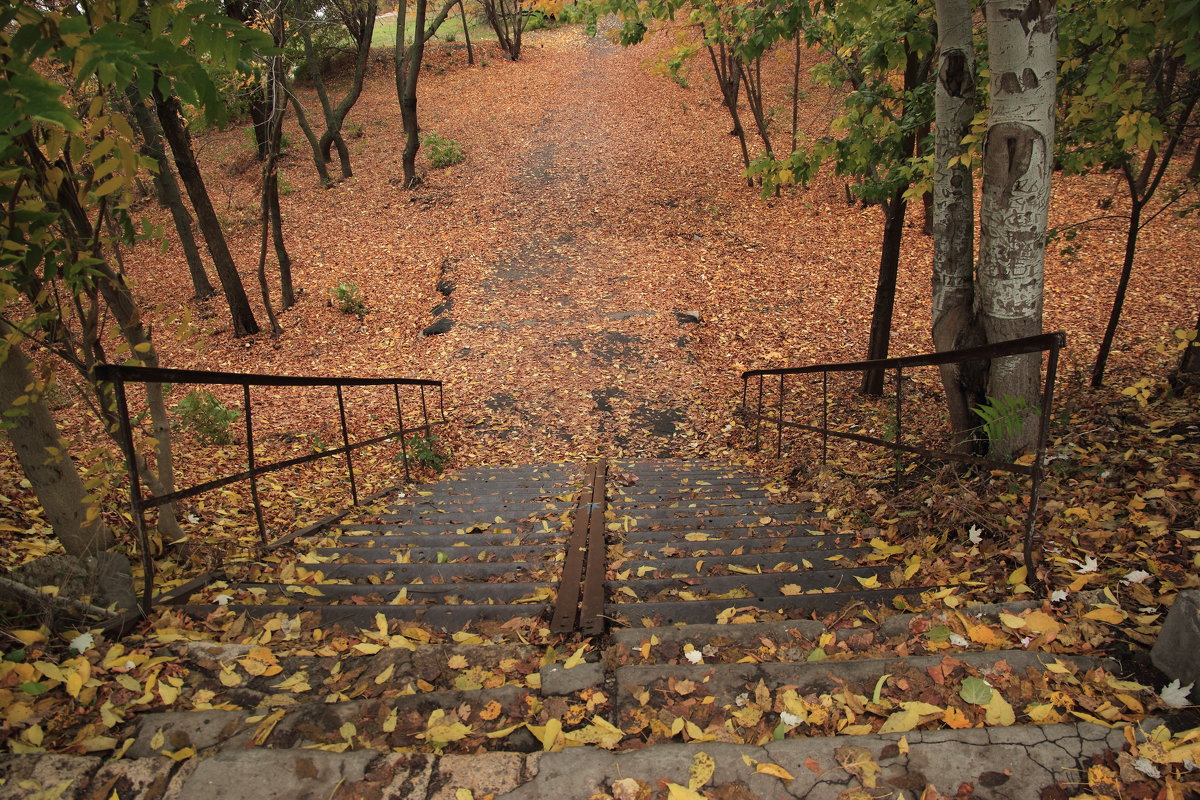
[0,460,1169,800]
[176,459,924,630]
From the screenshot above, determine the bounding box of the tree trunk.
[978,0,1057,455]
[319,0,377,180]
[0,341,112,558]
[398,0,428,188]
[247,93,270,161]
[790,34,801,154]
[126,92,215,300]
[860,45,923,396]
[460,0,474,65]
[287,83,334,186]
[861,190,907,395]
[1091,198,1142,387]
[740,55,774,159]
[932,0,986,449]
[259,7,290,327]
[706,43,752,185]
[154,89,260,336]
[1178,311,1200,375]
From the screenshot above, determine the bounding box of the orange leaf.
[942,707,972,729]
[967,625,997,645]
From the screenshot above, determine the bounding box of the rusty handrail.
[93,363,447,615]
[740,332,1066,585]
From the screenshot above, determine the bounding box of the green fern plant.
[403,433,446,472]
[972,395,1034,450]
[422,132,464,168]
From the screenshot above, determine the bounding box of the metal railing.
[741,332,1065,581]
[94,364,446,614]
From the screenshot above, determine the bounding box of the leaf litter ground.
[1,19,1199,799]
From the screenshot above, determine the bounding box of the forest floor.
[0,17,1198,796]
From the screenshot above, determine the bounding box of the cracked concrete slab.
[498,723,1127,800]
[165,748,378,800]
[0,755,100,800]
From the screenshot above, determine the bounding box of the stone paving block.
[166,748,377,800]
[498,724,1131,800]
[0,755,100,800]
[432,752,526,800]
[540,662,603,695]
[128,710,248,758]
[81,757,175,800]
[331,753,434,800]
[1152,589,1200,690]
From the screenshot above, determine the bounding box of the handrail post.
[244,383,267,545]
[336,385,359,505]
[419,384,430,433]
[438,383,446,424]
[1024,339,1062,587]
[755,376,765,450]
[821,371,828,468]
[110,372,155,617]
[393,383,411,484]
[776,375,785,458]
[894,366,903,485]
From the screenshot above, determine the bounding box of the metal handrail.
[740,332,1066,583]
[93,363,447,614]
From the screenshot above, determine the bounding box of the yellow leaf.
[382,708,398,733]
[984,692,1015,726]
[250,709,286,746]
[166,747,195,762]
[1007,566,1027,585]
[903,556,921,580]
[688,751,715,791]
[1022,611,1061,635]
[998,612,1025,629]
[878,708,919,734]
[455,789,474,800]
[354,642,383,655]
[1083,606,1126,624]
[375,664,395,685]
[537,718,563,751]
[755,762,795,781]
[854,574,881,589]
[563,645,587,670]
[666,783,705,800]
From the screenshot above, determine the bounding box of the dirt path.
[126,22,1200,472]
[440,33,707,459]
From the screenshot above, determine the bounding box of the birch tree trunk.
[932,0,986,450]
[978,0,1057,455]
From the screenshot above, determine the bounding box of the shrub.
[403,433,447,472]
[173,391,241,445]
[422,132,465,168]
[332,281,368,316]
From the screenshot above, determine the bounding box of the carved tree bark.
[932,0,986,450]
[977,0,1057,454]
